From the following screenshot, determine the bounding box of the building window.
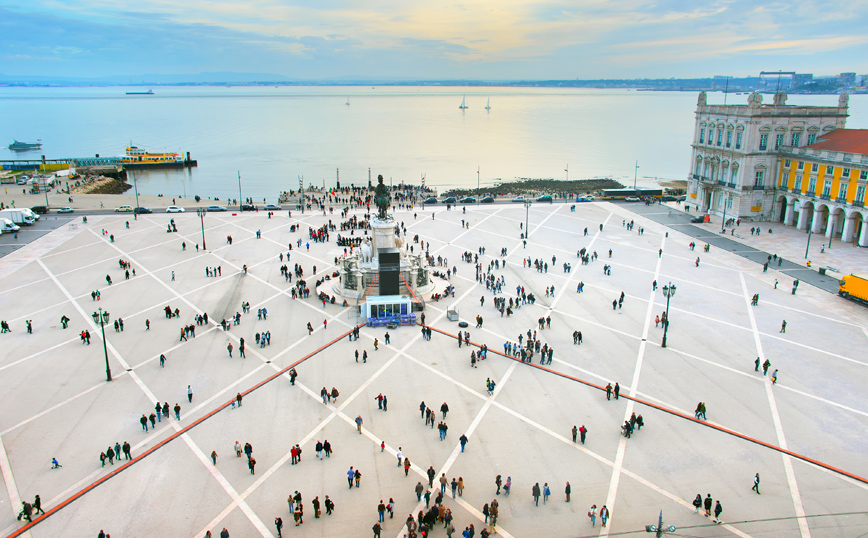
[775,134,784,150]
[822,180,832,197]
[699,129,705,144]
[731,167,738,184]
[695,162,701,175]
[754,171,764,187]
[812,163,819,172]
[708,130,714,145]
[736,132,742,149]
[784,159,791,167]
[861,170,868,180]
[780,174,786,187]
[843,168,851,177]
[797,161,804,170]
[808,177,817,194]
[796,174,803,190]
[726,131,732,148]
[857,185,866,204]
[827,165,835,176]
[839,182,849,200]
[717,130,723,146]
[808,133,817,145]
[759,134,768,151]
[791,133,801,146]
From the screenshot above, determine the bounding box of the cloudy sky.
[1,0,866,80]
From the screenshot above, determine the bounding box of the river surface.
[1,86,865,201]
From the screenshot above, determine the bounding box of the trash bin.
[819,267,826,275]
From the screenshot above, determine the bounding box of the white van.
[0,218,20,233]
[20,207,39,221]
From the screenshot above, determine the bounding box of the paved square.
[1,200,867,538]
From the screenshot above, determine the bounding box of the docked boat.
[125,89,154,95]
[8,139,42,151]
[120,145,196,169]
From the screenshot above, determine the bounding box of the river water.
[1,86,865,201]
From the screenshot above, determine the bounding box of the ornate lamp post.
[196,208,207,250]
[92,308,112,382]
[661,283,676,348]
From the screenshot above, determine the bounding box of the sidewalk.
[622,201,866,294]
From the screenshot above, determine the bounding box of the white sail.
[485,97,491,110]
[459,95,468,109]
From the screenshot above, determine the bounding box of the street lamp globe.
[102,310,110,324]
[662,284,676,298]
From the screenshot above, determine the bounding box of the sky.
[1,0,866,80]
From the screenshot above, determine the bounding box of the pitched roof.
[806,129,868,155]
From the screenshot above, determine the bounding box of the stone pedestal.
[371,217,396,260]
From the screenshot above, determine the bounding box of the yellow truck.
[839,274,868,305]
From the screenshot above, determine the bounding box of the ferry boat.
[125,89,154,95]
[120,145,197,169]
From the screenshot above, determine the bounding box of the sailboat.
[459,96,468,110]
[485,97,491,110]
[346,96,350,106]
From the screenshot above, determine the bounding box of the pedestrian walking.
[605,383,612,400]
[275,517,283,537]
[532,483,541,506]
[704,494,712,517]
[780,320,787,333]
[579,424,587,444]
[565,482,571,502]
[572,425,578,442]
[600,505,610,527]
[692,494,702,513]
[589,504,597,527]
[713,500,723,524]
[614,382,620,399]
[752,473,761,494]
[187,384,193,403]
[211,450,217,465]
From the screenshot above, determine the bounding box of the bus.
[599,188,665,200]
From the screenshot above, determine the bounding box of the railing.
[836,197,847,204]
[692,174,701,180]
[778,186,788,192]
[792,189,801,194]
[806,192,816,198]
[717,180,726,186]
[727,183,737,189]
[820,194,831,200]
[853,201,864,207]
[752,185,766,191]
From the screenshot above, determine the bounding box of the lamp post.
[196,208,207,250]
[477,166,480,205]
[634,160,639,190]
[661,283,676,348]
[41,156,50,208]
[565,164,569,183]
[132,173,140,210]
[805,228,812,259]
[524,200,532,247]
[92,308,112,382]
[645,510,677,537]
[237,171,242,210]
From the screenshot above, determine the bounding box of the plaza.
[1,198,867,538]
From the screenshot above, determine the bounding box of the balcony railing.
[792,189,801,194]
[854,201,864,207]
[717,180,726,186]
[778,186,788,192]
[692,174,701,180]
[752,185,766,191]
[806,192,816,198]
[727,183,737,189]
[836,197,848,203]
[820,194,831,200]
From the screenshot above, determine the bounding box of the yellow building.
[776,128,868,246]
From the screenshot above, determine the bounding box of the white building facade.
[687,91,848,221]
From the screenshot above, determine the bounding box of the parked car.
[460,196,476,204]
[134,207,152,214]
[166,206,185,213]
[207,205,227,212]
[241,204,257,211]
[661,195,677,201]
[512,196,526,202]
[624,196,641,202]
[536,195,553,202]
[57,207,75,213]
[423,197,438,204]
[114,206,133,212]
[691,214,710,223]
[576,196,592,202]
[443,197,456,204]
[30,205,49,214]
[678,195,686,201]
[264,204,281,211]
[481,196,495,203]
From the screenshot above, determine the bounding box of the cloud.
[1,0,867,78]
